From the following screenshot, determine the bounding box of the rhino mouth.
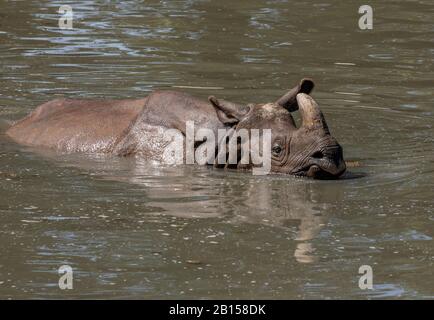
[294,163,345,180]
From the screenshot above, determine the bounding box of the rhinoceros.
[5,79,346,179]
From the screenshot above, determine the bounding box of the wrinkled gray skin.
[6,79,346,179]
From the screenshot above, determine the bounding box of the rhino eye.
[272,145,282,155]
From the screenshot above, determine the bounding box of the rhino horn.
[296,93,329,133]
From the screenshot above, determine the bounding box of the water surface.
[0,0,433,299]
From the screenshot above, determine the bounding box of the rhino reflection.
[98,159,343,264]
[13,148,343,264]
[219,178,342,263]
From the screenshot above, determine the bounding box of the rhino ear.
[276,78,315,112]
[209,96,250,125]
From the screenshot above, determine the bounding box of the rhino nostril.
[311,151,324,159]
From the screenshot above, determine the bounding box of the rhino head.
[208,79,346,179]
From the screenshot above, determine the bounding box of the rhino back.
[6,98,146,153]
[113,90,226,157]
[136,90,225,135]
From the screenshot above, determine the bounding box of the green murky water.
[0,0,433,299]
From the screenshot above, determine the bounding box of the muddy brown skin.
[6,79,346,179]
